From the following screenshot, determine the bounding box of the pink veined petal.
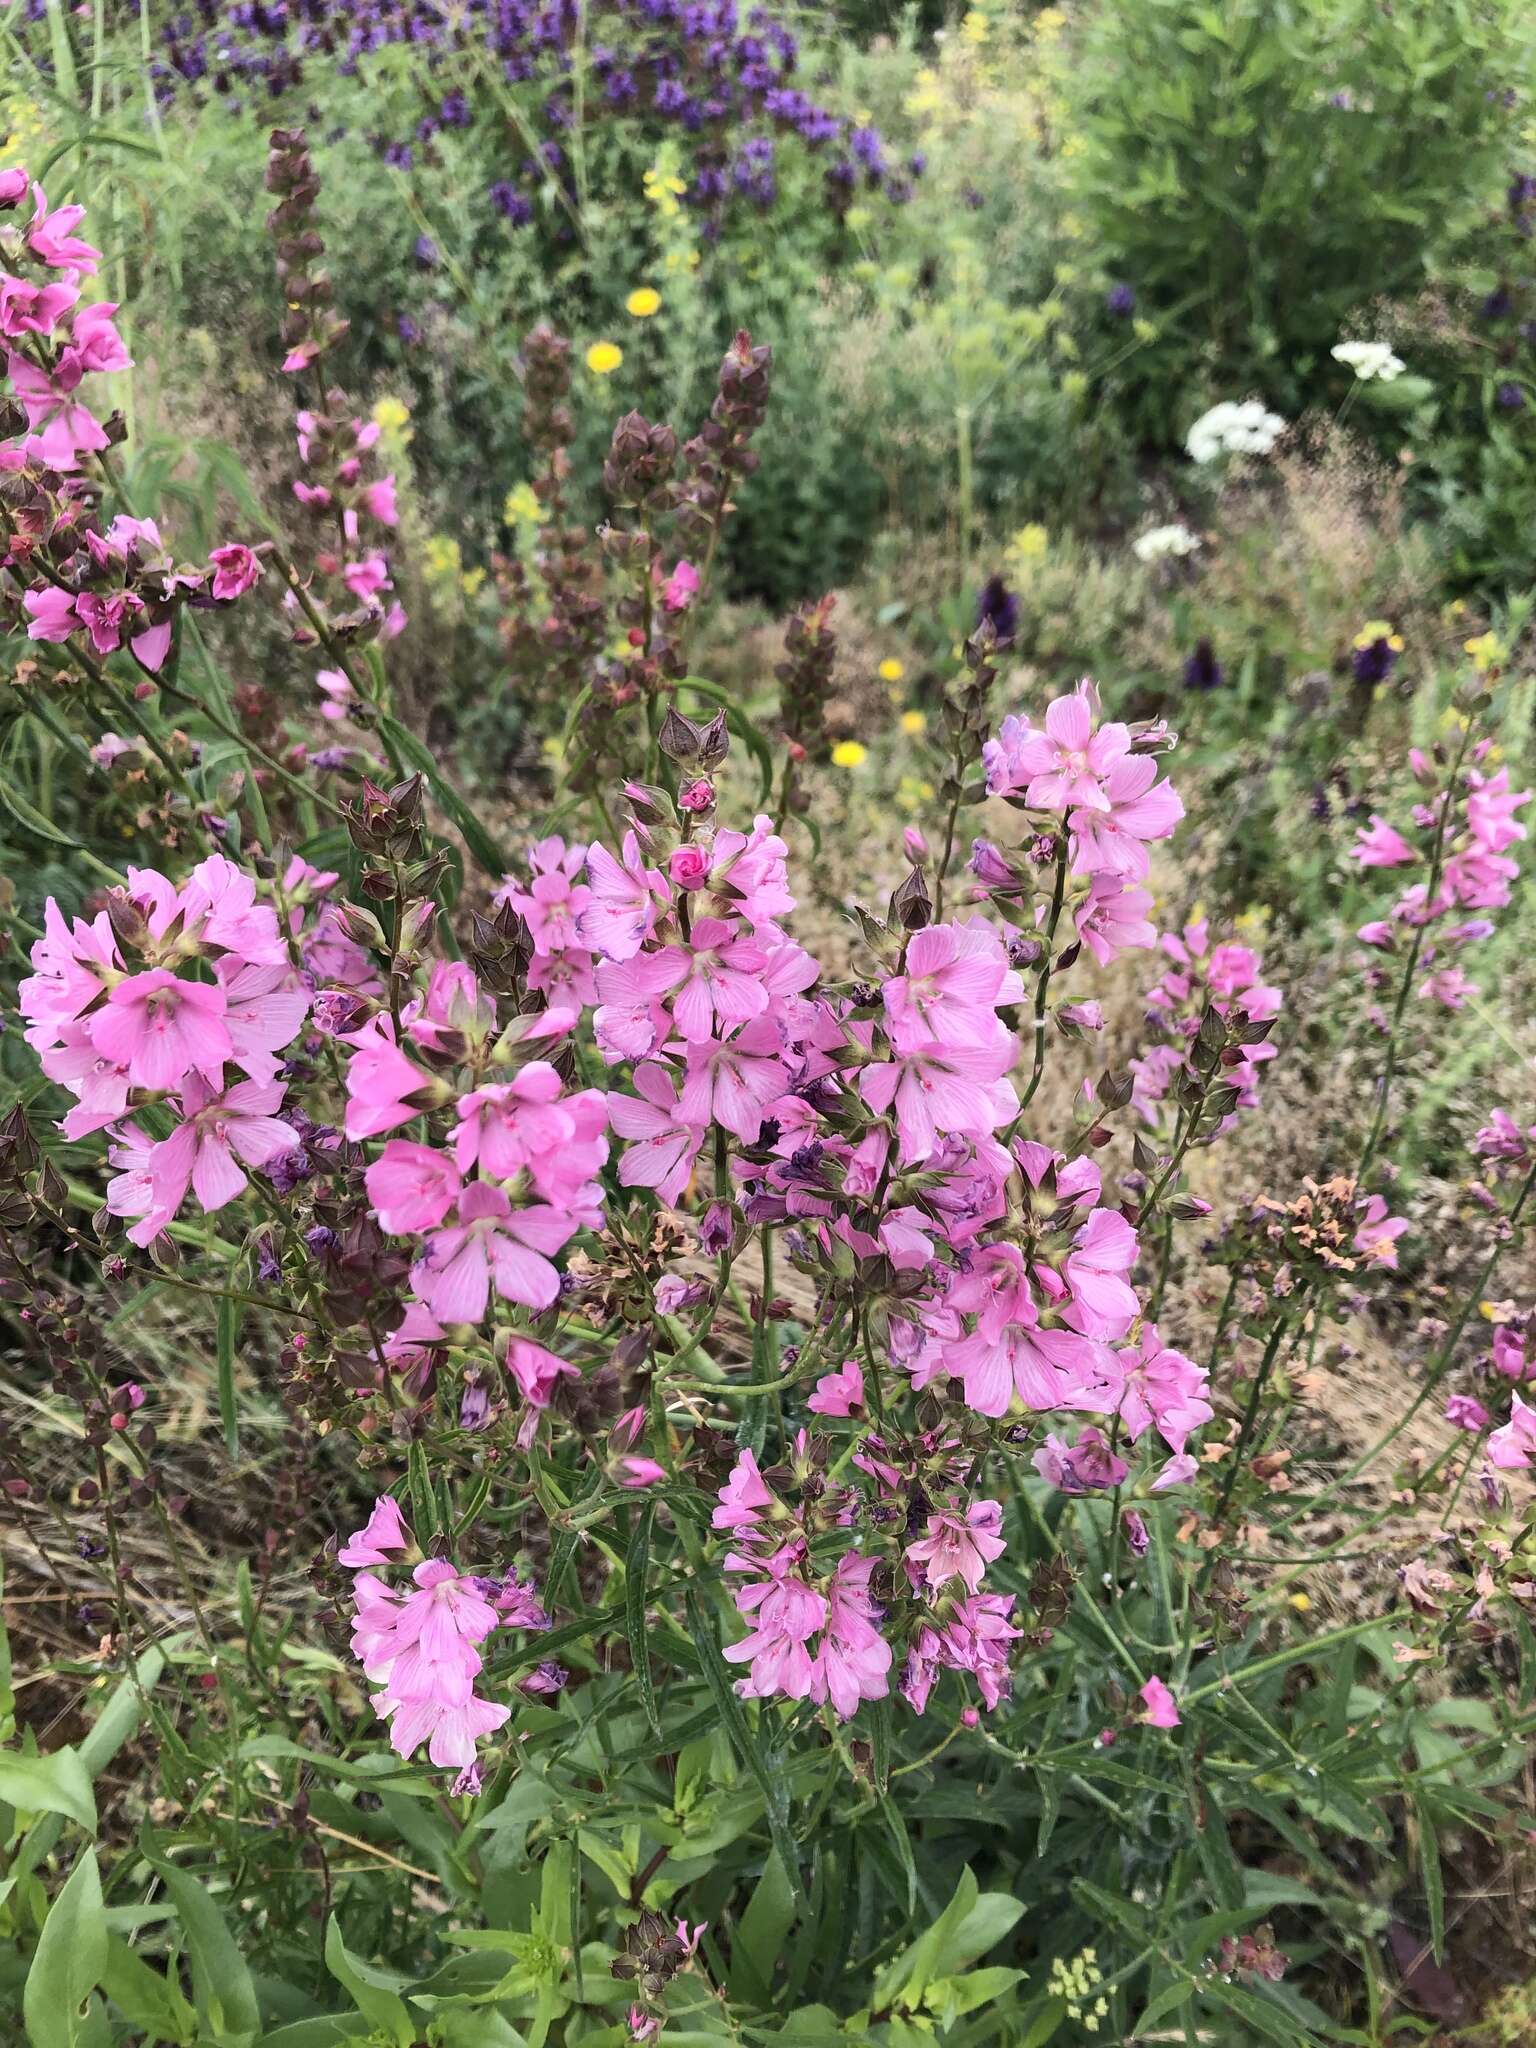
[189,1132,248,1211]
[487,1234,560,1309]
[418,1239,491,1324]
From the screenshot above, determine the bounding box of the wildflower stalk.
[1270,1150,1536,1539]
[1356,716,1474,1177]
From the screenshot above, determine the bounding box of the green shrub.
[1069,0,1533,440]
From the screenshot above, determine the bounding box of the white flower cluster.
[1331,339,1405,382]
[1132,522,1201,564]
[1186,399,1287,464]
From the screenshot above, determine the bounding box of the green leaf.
[380,716,508,877]
[684,1591,800,1903]
[729,1850,796,2005]
[24,1848,107,2048]
[217,1294,241,1461]
[100,1935,195,2044]
[141,1848,260,2047]
[78,1651,164,1777]
[624,1502,660,1738]
[0,719,85,850]
[323,1919,416,2048]
[0,1748,97,1833]
[1411,1791,1445,1964]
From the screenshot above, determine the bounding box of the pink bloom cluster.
[20,858,312,1240]
[1353,748,1529,1009]
[981,680,1182,969]
[346,964,608,1341]
[1130,917,1281,1130]
[0,172,262,669]
[337,1495,549,1777]
[714,1446,893,1718]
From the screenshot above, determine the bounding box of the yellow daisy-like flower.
[1012,522,1049,560]
[878,658,905,684]
[1353,619,1403,652]
[900,709,927,736]
[1465,630,1505,673]
[625,287,662,318]
[504,483,541,526]
[960,8,990,45]
[586,341,624,375]
[831,740,868,769]
[371,395,411,433]
[1288,1592,1312,1613]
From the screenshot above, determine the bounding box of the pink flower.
[712,1449,778,1535]
[662,918,771,1041]
[409,1182,576,1321]
[1118,1326,1213,1455]
[217,961,310,1083]
[1353,1193,1407,1269]
[344,1019,441,1139]
[580,834,669,961]
[27,187,102,272]
[615,1456,668,1488]
[905,1500,1006,1594]
[1492,1327,1528,1380]
[504,1338,579,1440]
[23,584,80,643]
[724,1548,828,1703]
[106,1079,300,1243]
[316,668,355,721]
[1034,1427,1127,1494]
[1488,1390,1536,1471]
[809,1553,892,1718]
[366,1140,463,1233]
[1445,1394,1491,1432]
[660,557,700,610]
[1064,1207,1141,1337]
[1351,815,1416,867]
[610,1063,703,1206]
[208,544,263,600]
[86,969,232,1093]
[1076,875,1156,966]
[351,1558,509,1769]
[678,1019,786,1142]
[1069,753,1184,879]
[983,686,1129,811]
[1139,1676,1181,1729]
[883,920,1023,1053]
[807,1359,864,1416]
[859,1028,1018,1165]
[338,1495,411,1568]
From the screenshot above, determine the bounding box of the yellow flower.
[1353,620,1403,652]
[1465,630,1505,674]
[504,483,541,526]
[960,8,990,45]
[831,740,868,769]
[371,395,411,433]
[460,567,486,598]
[1012,522,1049,560]
[878,658,905,684]
[900,709,927,736]
[1288,1592,1312,1613]
[586,341,624,375]
[625,287,662,318]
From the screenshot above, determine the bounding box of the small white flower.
[1331,339,1405,382]
[1132,522,1201,563]
[1185,399,1287,463]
